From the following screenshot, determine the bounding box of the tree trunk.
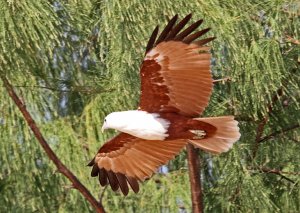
[187,144,203,213]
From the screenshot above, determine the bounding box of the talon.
[190,130,206,139]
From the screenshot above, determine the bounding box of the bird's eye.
[104,119,106,122]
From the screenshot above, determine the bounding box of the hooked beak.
[101,124,106,133]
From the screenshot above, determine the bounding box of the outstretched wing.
[139,14,215,117]
[88,133,187,195]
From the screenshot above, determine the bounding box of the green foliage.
[0,0,299,212]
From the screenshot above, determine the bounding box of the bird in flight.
[88,14,240,195]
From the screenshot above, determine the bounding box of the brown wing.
[139,14,215,117]
[88,133,187,195]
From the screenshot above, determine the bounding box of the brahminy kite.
[88,14,240,195]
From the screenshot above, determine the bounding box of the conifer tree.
[0,0,299,212]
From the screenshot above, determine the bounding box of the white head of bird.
[101,110,170,140]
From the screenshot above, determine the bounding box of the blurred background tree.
[0,0,299,212]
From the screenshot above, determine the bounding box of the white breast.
[106,110,170,140]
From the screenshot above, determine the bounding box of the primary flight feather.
[88,14,240,196]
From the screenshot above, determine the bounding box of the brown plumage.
[88,14,240,196]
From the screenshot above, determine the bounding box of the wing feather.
[116,173,129,195]
[126,176,139,193]
[139,15,215,116]
[99,168,108,186]
[155,14,178,45]
[107,171,119,191]
[174,19,204,40]
[89,133,187,195]
[165,14,193,40]
[145,26,159,53]
[183,28,211,43]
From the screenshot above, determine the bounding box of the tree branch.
[286,136,300,144]
[0,75,105,213]
[213,77,231,84]
[99,185,108,204]
[186,144,203,213]
[252,87,283,159]
[1,85,110,94]
[258,124,300,143]
[286,35,300,45]
[248,167,299,184]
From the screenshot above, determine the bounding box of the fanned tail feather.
[189,116,240,154]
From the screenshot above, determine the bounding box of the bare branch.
[286,136,300,144]
[286,35,300,45]
[213,77,231,84]
[99,185,108,204]
[234,115,255,122]
[187,144,203,213]
[252,87,283,159]
[258,124,300,143]
[1,85,110,94]
[229,184,242,202]
[248,167,299,184]
[0,75,105,213]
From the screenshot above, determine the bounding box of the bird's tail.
[188,116,240,154]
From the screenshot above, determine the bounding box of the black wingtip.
[91,165,99,177]
[107,171,119,191]
[145,25,159,53]
[116,173,129,196]
[99,168,108,186]
[144,14,215,55]
[126,176,139,194]
[183,27,211,44]
[195,37,216,46]
[186,13,193,18]
[182,13,193,24]
[174,19,203,41]
[155,14,178,45]
[165,13,193,40]
[87,158,95,166]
